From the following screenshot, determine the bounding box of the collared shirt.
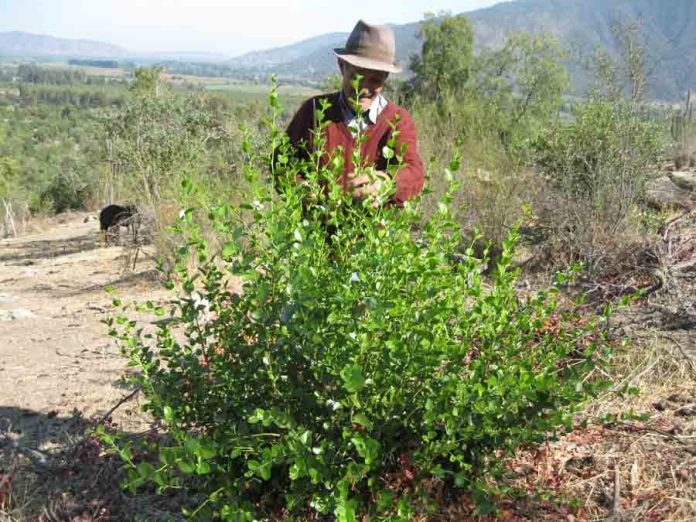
[338,91,388,134]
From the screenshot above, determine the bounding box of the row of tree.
[17,84,125,107]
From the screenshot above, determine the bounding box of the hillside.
[1,0,695,99]
[0,31,128,58]
[228,0,696,99]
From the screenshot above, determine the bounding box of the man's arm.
[391,109,425,205]
[350,109,425,204]
[285,98,315,161]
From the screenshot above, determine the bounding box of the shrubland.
[0,16,670,265]
[402,15,665,273]
[103,88,611,520]
[0,13,692,519]
[0,89,106,221]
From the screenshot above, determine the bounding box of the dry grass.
[436,331,696,522]
[567,338,695,521]
[571,333,696,521]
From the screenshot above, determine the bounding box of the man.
[282,20,425,206]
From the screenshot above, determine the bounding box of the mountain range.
[1,0,695,99]
[0,31,128,58]
[227,0,696,99]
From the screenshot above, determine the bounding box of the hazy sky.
[0,0,506,56]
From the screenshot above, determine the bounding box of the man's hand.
[348,170,391,200]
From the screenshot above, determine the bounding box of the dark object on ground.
[99,204,139,246]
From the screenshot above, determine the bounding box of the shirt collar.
[338,90,387,125]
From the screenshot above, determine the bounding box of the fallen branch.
[605,423,696,455]
[612,464,621,518]
[662,210,692,242]
[603,463,623,522]
[662,335,696,378]
[93,386,141,429]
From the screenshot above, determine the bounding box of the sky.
[0,0,506,57]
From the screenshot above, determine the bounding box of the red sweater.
[284,92,425,205]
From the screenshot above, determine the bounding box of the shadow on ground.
[65,268,162,299]
[0,232,99,265]
[0,403,183,521]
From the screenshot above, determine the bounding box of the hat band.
[343,45,394,65]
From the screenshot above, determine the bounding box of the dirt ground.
[0,212,167,432]
[0,212,173,519]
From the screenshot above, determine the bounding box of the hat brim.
[333,49,402,74]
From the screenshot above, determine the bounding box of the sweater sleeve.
[391,109,425,205]
[286,97,319,160]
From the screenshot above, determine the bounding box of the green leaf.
[248,459,272,480]
[351,435,379,465]
[118,446,132,462]
[335,499,358,522]
[177,458,195,474]
[299,430,312,446]
[198,443,217,460]
[184,437,201,455]
[160,448,176,466]
[163,405,174,424]
[222,242,236,259]
[137,462,154,478]
[340,365,366,393]
[351,413,372,430]
[196,459,212,475]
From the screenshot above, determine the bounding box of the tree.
[410,13,474,101]
[103,68,243,205]
[0,157,20,198]
[591,20,652,110]
[130,66,167,98]
[472,33,568,152]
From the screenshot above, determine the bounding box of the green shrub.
[533,99,663,271]
[40,169,90,213]
[103,87,609,520]
[405,20,568,246]
[0,94,105,216]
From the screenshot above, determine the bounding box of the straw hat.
[333,20,402,73]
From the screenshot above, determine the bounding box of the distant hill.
[148,51,231,63]
[2,0,695,99]
[0,32,234,63]
[228,0,696,100]
[0,31,128,58]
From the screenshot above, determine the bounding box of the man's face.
[339,60,388,104]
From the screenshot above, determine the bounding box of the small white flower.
[190,292,213,322]
[350,272,360,283]
[326,399,342,411]
[191,292,210,309]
